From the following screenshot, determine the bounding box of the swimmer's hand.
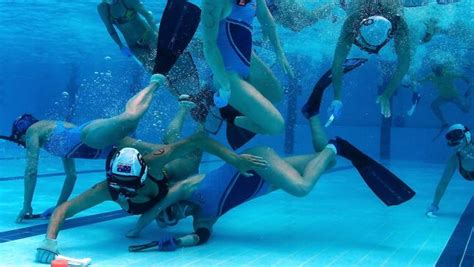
[232,154,268,177]
[327,100,343,119]
[126,228,141,239]
[213,89,231,108]
[149,74,166,86]
[120,46,133,57]
[16,206,34,223]
[277,53,295,78]
[36,238,59,264]
[178,95,197,110]
[376,95,391,118]
[425,204,439,218]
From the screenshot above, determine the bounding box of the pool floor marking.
[0,165,355,243]
[0,210,128,243]
[436,196,474,267]
[0,159,227,182]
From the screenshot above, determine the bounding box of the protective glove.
[213,89,231,108]
[425,203,439,218]
[156,236,179,251]
[36,238,59,263]
[327,100,343,118]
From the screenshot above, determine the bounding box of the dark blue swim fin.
[219,106,257,150]
[432,123,450,142]
[331,137,416,206]
[153,0,201,75]
[302,58,368,119]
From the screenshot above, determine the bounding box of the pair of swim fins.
[331,137,416,206]
[152,0,201,75]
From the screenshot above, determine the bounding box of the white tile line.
[458,227,474,267]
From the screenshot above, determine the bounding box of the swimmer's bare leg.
[309,115,329,152]
[81,78,165,149]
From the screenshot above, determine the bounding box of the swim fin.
[219,106,257,150]
[302,58,367,119]
[330,137,416,206]
[152,0,201,75]
[129,241,159,252]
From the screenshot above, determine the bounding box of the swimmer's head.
[355,16,393,54]
[11,114,39,145]
[106,147,148,198]
[102,0,118,5]
[156,203,190,228]
[445,124,471,148]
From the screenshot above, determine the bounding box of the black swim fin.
[302,58,368,119]
[153,0,201,75]
[219,106,257,150]
[331,137,416,206]
[129,241,159,252]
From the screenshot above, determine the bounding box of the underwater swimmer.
[35,135,267,264]
[202,0,293,135]
[417,63,472,132]
[127,114,415,250]
[4,75,166,223]
[265,0,335,32]
[426,124,474,217]
[98,0,158,64]
[330,0,411,119]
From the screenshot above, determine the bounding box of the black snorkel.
[0,135,26,147]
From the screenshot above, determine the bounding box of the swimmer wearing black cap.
[330,0,410,120]
[426,124,474,217]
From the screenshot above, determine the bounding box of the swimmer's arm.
[97,3,125,49]
[202,0,228,86]
[144,133,239,171]
[382,17,410,98]
[46,181,111,239]
[129,0,159,33]
[55,158,77,206]
[332,14,358,100]
[22,132,41,211]
[132,175,204,235]
[431,154,457,208]
[256,0,285,57]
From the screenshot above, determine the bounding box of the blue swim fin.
[219,106,256,150]
[331,137,416,206]
[302,58,367,119]
[153,0,201,75]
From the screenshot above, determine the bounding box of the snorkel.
[0,114,39,147]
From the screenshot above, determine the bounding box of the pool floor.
[0,157,473,266]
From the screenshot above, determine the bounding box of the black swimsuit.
[109,174,169,215]
[457,153,474,181]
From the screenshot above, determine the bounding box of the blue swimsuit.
[43,122,112,159]
[187,163,271,220]
[217,0,257,78]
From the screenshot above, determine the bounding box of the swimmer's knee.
[265,115,284,135]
